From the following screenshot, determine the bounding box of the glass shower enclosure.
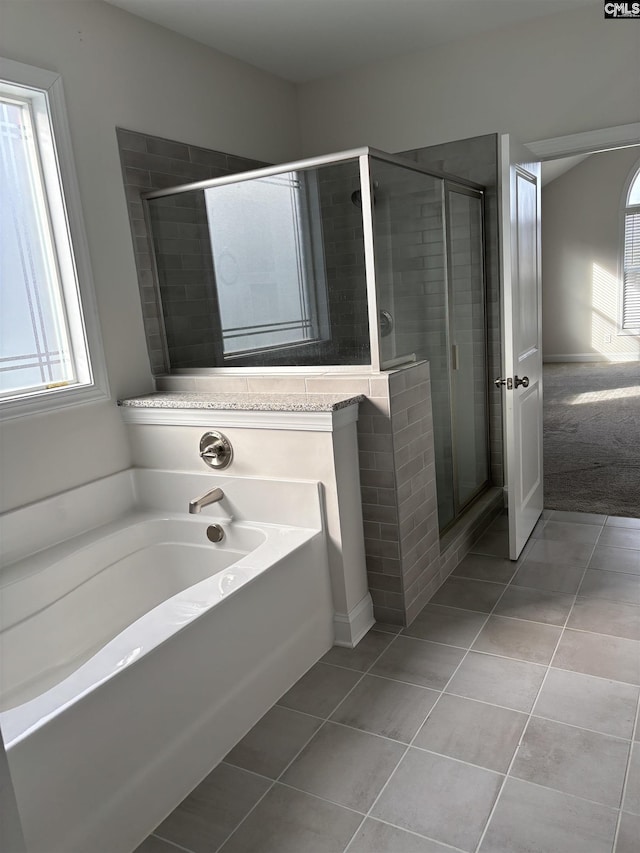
[143,147,490,532]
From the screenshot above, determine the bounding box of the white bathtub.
[0,470,333,853]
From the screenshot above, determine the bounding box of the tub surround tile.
[479,778,618,853]
[511,717,630,808]
[280,722,405,812]
[223,706,323,780]
[330,674,439,743]
[217,784,362,853]
[533,669,639,740]
[277,663,361,718]
[154,763,271,853]
[414,693,527,773]
[372,748,503,852]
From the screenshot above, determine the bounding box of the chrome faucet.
[188,486,224,514]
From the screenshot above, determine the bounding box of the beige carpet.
[544,361,640,518]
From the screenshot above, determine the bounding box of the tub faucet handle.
[199,431,233,470]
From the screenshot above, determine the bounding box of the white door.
[498,134,543,559]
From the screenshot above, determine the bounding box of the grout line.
[149,834,197,853]
[612,690,640,850]
[342,595,501,853]
[473,553,594,853]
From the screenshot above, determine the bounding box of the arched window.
[622,165,640,330]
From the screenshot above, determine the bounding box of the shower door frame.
[443,180,492,529]
[142,146,484,375]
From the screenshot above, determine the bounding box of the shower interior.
[144,147,491,532]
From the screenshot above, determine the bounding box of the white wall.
[296,5,640,155]
[542,146,640,361]
[0,0,300,513]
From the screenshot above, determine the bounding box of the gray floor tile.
[568,597,640,641]
[547,510,606,525]
[471,615,562,665]
[372,748,502,852]
[553,629,640,685]
[533,668,639,740]
[330,674,439,743]
[277,663,361,718]
[429,577,505,613]
[525,539,594,567]
[224,705,322,779]
[494,585,575,625]
[616,811,640,853]
[479,777,618,853]
[154,763,271,853]
[280,722,405,812]
[347,818,452,853]
[511,560,585,594]
[403,604,488,647]
[579,569,640,605]
[539,520,602,544]
[600,527,640,549]
[590,544,640,575]
[374,621,403,634]
[607,516,640,529]
[445,651,547,712]
[452,553,517,583]
[370,635,465,690]
[469,529,510,558]
[133,837,179,853]
[217,784,362,853]
[321,630,394,672]
[624,743,640,815]
[511,716,630,808]
[414,693,527,772]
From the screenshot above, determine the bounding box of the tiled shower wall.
[117,128,267,374]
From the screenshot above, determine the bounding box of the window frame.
[0,57,108,420]
[618,158,640,337]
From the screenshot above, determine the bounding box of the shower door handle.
[494,377,513,390]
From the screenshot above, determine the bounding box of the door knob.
[514,375,530,389]
[494,377,513,389]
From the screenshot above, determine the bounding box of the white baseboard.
[544,354,640,363]
[333,593,375,648]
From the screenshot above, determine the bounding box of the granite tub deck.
[118,392,366,412]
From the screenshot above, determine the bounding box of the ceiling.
[104,0,596,83]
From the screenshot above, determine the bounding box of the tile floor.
[136,511,640,853]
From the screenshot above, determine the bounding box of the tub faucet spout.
[189,487,224,514]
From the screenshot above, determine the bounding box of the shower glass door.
[446,184,490,515]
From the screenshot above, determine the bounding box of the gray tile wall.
[117,128,266,375]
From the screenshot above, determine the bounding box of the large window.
[622,165,640,331]
[0,58,106,417]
